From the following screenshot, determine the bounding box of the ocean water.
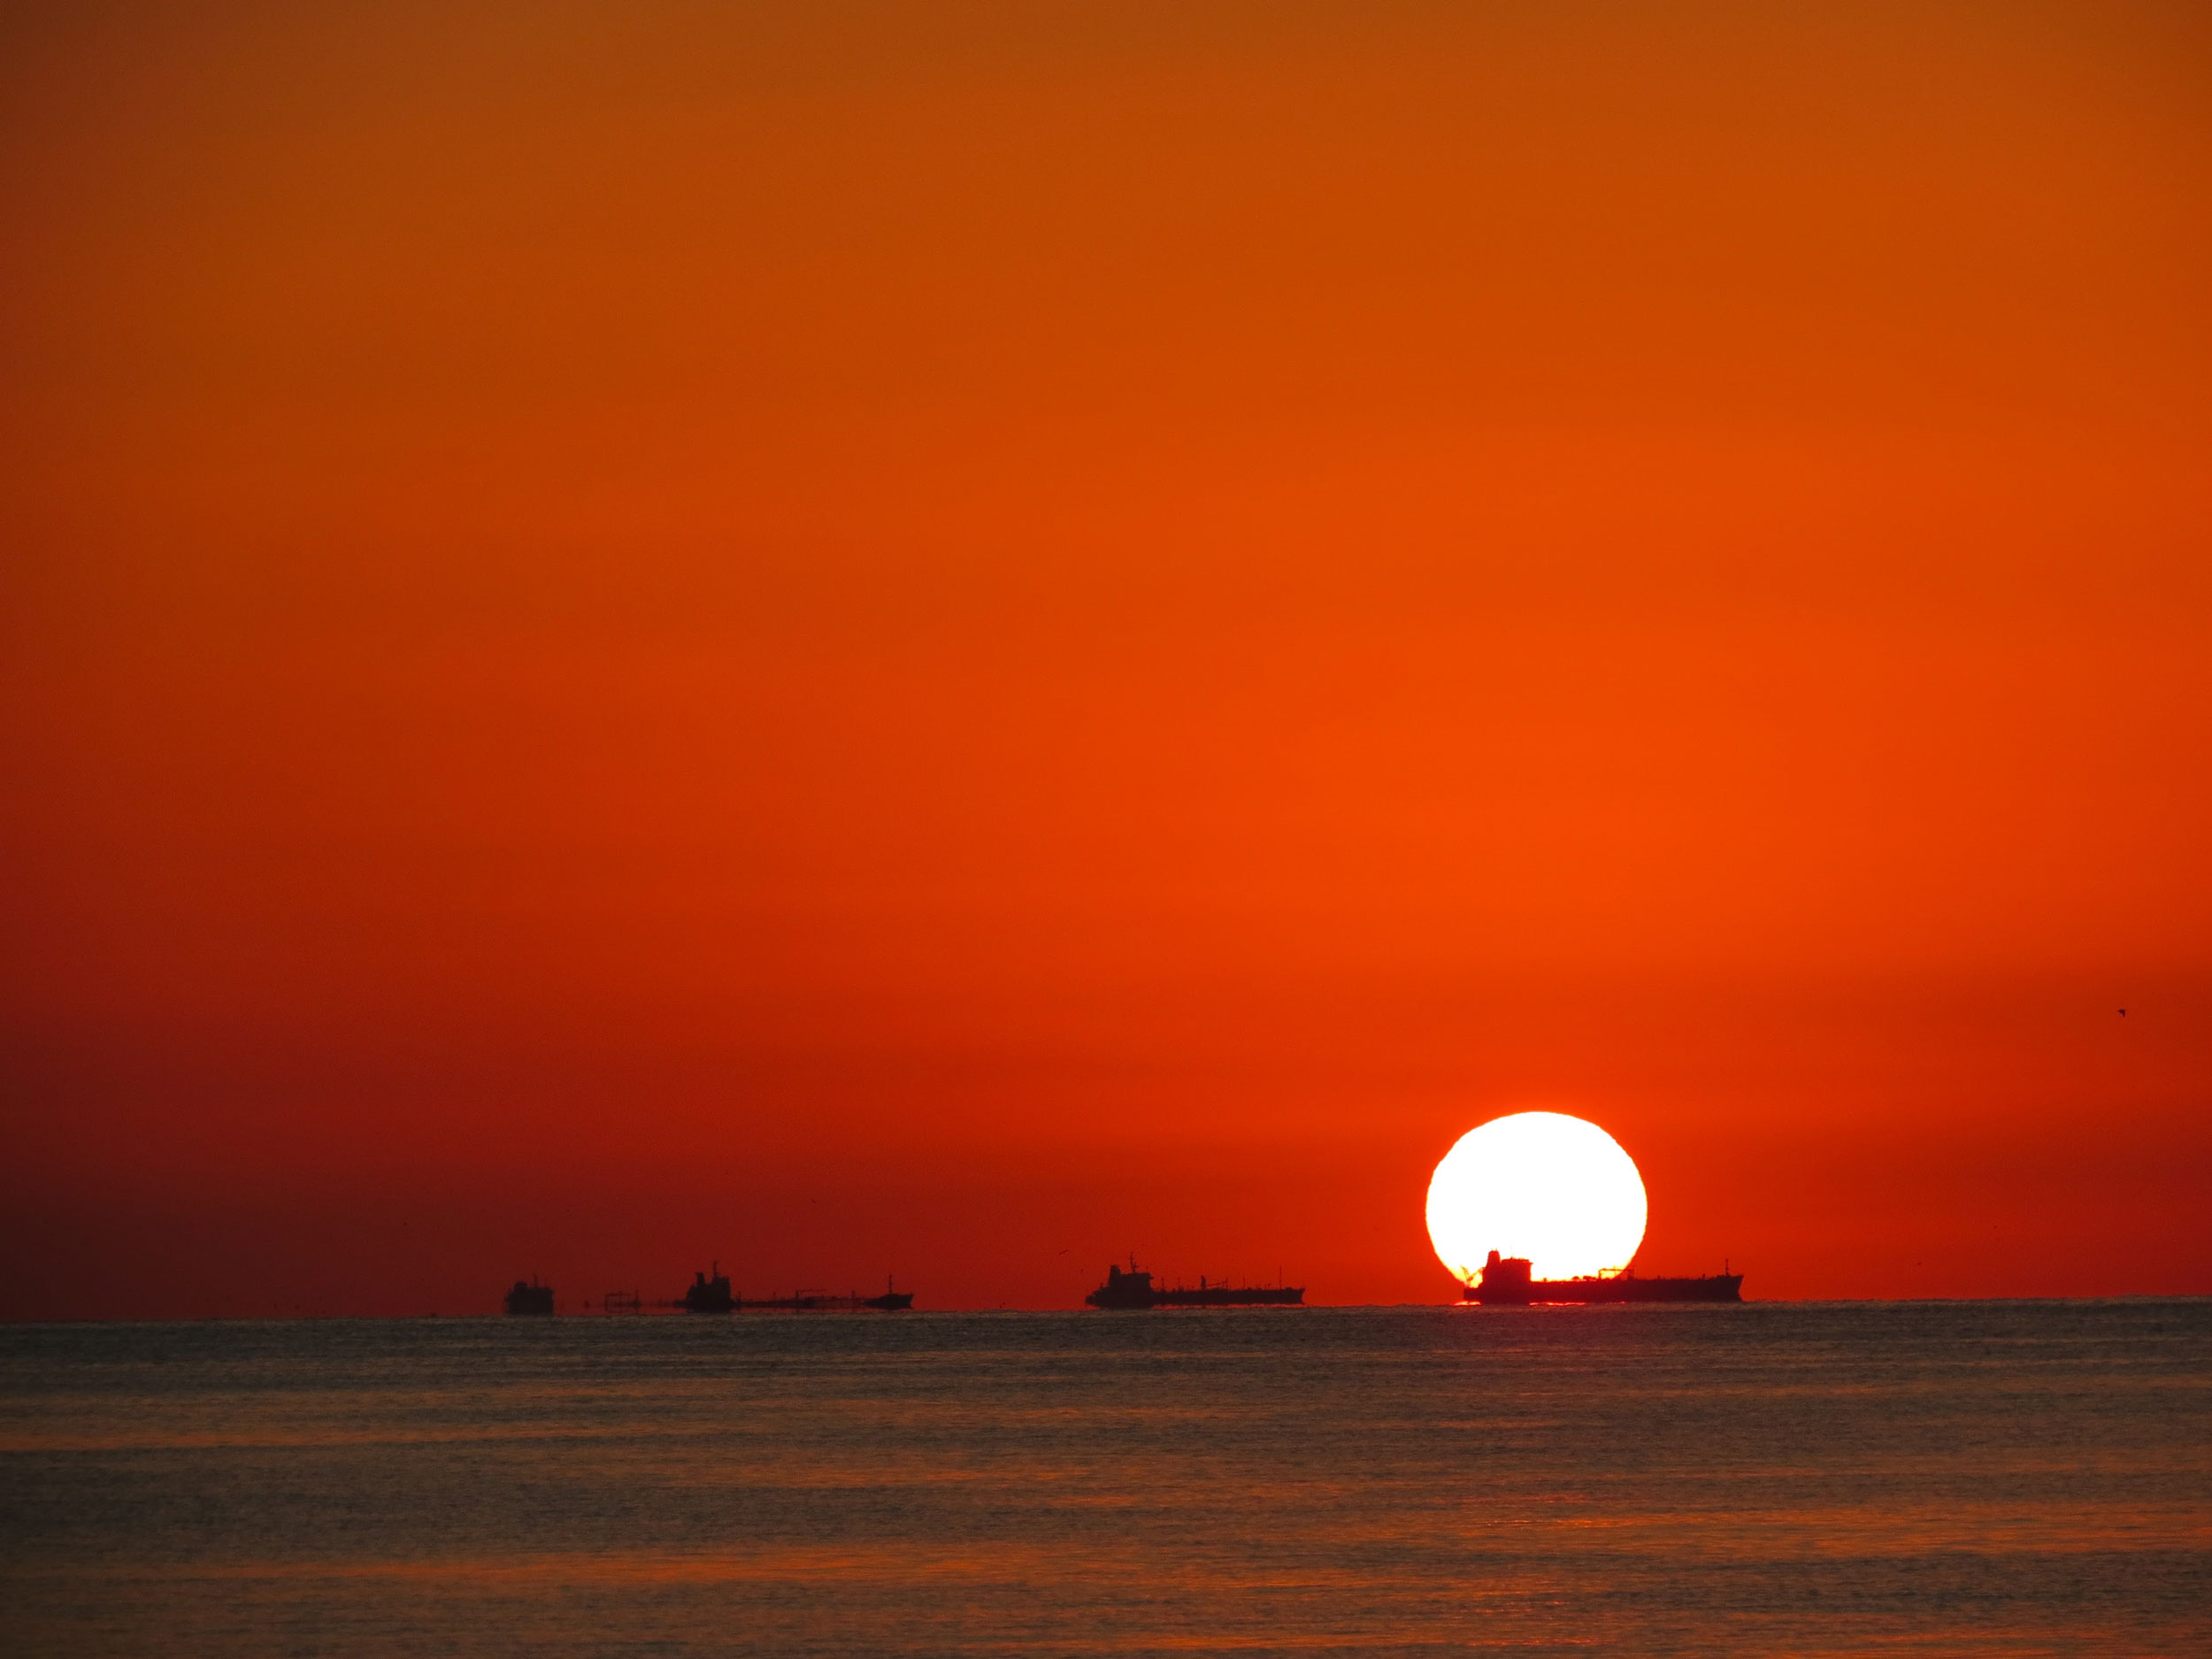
[3,1301,2206,1655]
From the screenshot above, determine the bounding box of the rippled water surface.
[4,1301,2207,1655]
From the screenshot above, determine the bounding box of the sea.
[3,1300,2206,1655]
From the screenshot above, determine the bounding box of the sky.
[3,2,2208,1317]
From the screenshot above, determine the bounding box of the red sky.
[4,3,2208,1315]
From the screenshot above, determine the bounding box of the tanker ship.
[1085,1262,1304,1310]
[675,1263,914,1312]
[1463,1249,1742,1304]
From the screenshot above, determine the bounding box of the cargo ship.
[1463,1249,1742,1304]
[673,1263,914,1312]
[503,1278,555,1316]
[1085,1262,1305,1310]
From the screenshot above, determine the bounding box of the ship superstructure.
[681,1263,737,1313]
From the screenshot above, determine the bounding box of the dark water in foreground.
[3,1302,2207,1655]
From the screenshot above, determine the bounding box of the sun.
[1425,1111,1647,1286]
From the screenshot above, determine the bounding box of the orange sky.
[4,3,2208,1316]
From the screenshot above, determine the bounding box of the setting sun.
[1426,1113,1648,1286]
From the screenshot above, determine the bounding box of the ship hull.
[737,1292,915,1312]
[1465,1274,1742,1305]
[1087,1286,1305,1310]
[672,1264,914,1312]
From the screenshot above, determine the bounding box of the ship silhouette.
[681,1263,737,1313]
[672,1263,914,1312]
[503,1279,555,1316]
[1463,1249,1742,1304]
[1085,1261,1304,1310]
